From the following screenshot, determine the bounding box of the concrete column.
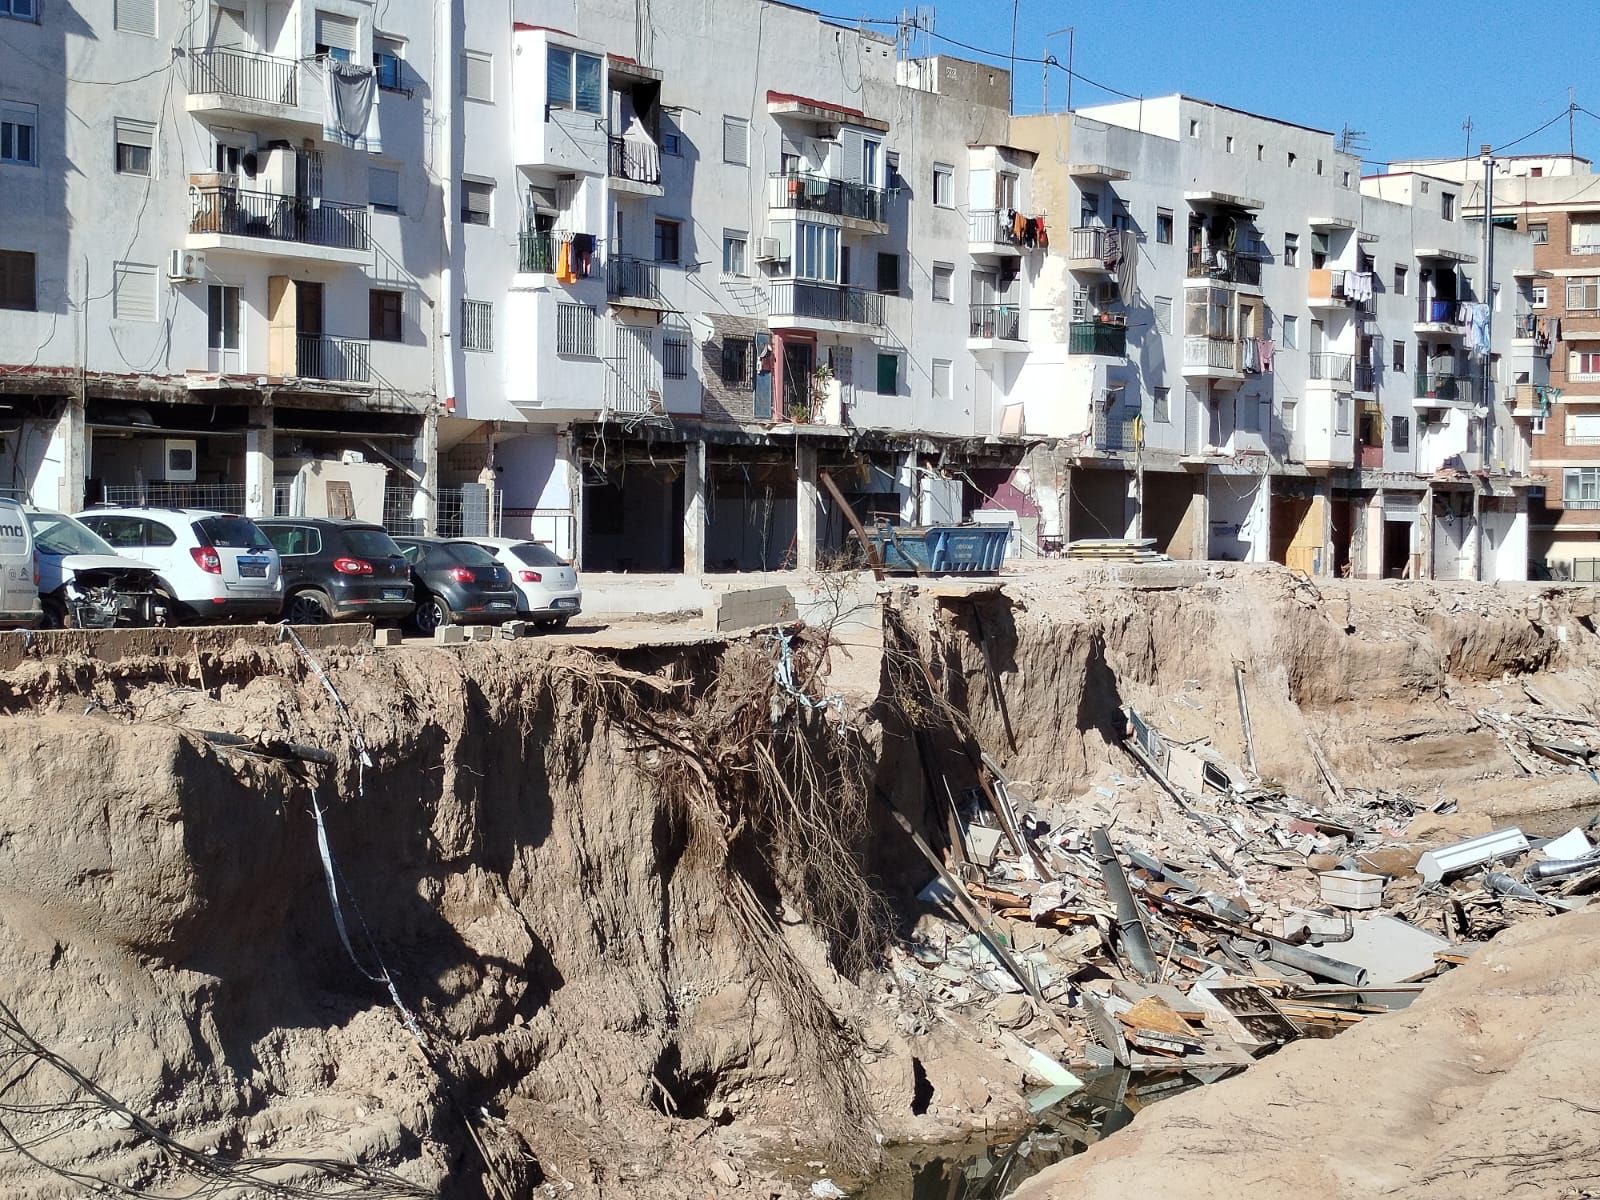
[1252,473,1273,563]
[682,438,707,576]
[1193,472,1211,560]
[1470,487,1484,582]
[565,433,585,570]
[1317,477,1334,578]
[1058,464,1073,550]
[1420,484,1435,580]
[53,394,87,514]
[244,401,273,519]
[1128,462,1144,539]
[414,406,440,536]
[796,443,819,572]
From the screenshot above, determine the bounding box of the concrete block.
[373,627,403,648]
[500,620,532,639]
[710,586,798,632]
[433,625,466,645]
[466,624,498,642]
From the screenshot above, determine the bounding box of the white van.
[0,499,41,628]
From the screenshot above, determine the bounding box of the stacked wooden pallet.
[1065,538,1167,563]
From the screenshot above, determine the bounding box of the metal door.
[609,323,659,414]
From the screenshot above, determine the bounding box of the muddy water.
[852,1069,1209,1199]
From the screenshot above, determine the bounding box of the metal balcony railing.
[1183,335,1238,371]
[1418,297,1467,326]
[1068,320,1127,355]
[608,135,661,186]
[1514,312,1538,338]
[190,184,370,251]
[969,303,1023,341]
[188,46,299,106]
[1414,371,1473,404]
[1308,351,1354,382]
[519,230,554,274]
[1355,362,1377,392]
[968,208,1045,247]
[1067,226,1114,262]
[1186,247,1263,286]
[608,254,661,302]
[769,280,885,327]
[296,334,370,383]
[769,173,888,224]
[1093,411,1138,452]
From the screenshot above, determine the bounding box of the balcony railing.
[1184,335,1238,371]
[969,303,1023,341]
[769,280,885,327]
[190,184,370,251]
[519,230,554,274]
[1093,411,1139,452]
[608,135,661,186]
[608,254,662,303]
[1418,297,1467,327]
[1068,226,1114,263]
[1355,362,1377,392]
[296,334,370,383]
[188,46,299,106]
[1514,312,1538,339]
[1186,247,1263,286]
[1308,351,1354,382]
[1359,443,1384,469]
[1414,371,1473,404]
[769,172,888,224]
[1068,320,1127,356]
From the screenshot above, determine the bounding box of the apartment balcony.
[1414,371,1475,408]
[1068,320,1127,357]
[768,280,884,334]
[186,47,323,133]
[294,334,370,385]
[607,255,674,312]
[1415,296,1468,337]
[608,134,663,197]
[769,173,888,231]
[1093,411,1139,454]
[519,230,555,275]
[969,208,1045,257]
[1182,335,1243,381]
[1066,227,1115,274]
[1359,443,1385,470]
[1308,269,1373,310]
[967,303,1026,351]
[1513,312,1554,357]
[1307,351,1354,386]
[1355,362,1377,394]
[1186,247,1263,288]
[187,180,371,265]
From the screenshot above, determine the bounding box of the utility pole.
[1478,143,1496,581]
[1571,87,1578,158]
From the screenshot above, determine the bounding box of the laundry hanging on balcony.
[1464,303,1491,352]
[1115,229,1137,301]
[322,59,379,151]
[621,116,660,184]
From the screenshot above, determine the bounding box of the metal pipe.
[1091,827,1160,982]
[1265,941,1370,988]
[1526,854,1600,882]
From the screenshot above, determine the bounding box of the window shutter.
[463,51,492,101]
[463,180,492,222]
[115,0,156,36]
[315,11,358,54]
[368,165,400,211]
[113,262,158,322]
[115,118,155,151]
[877,353,897,395]
[722,117,748,166]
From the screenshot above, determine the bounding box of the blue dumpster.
[861,522,1011,576]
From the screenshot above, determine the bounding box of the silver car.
[473,537,582,629]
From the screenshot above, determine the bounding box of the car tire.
[285,589,334,625]
[412,595,452,635]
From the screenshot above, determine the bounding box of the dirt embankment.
[1,568,1598,1198]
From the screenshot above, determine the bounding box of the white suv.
[473,537,582,629]
[77,508,282,621]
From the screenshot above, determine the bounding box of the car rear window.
[343,528,403,558]
[443,542,499,568]
[195,516,273,551]
[509,542,566,568]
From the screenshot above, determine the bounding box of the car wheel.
[413,595,451,635]
[286,589,333,625]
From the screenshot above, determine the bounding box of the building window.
[1394,265,1407,296]
[368,165,400,212]
[1225,135,1234,153]
[1529,221,1549,245]
[1391,415,1410,450]
[876,352,898,395]
[931,358,951,403]
[115,118,155,176]
[1283,232,1299,267]
[720,336,752,388]
[370,289,403,342]
[114,0,155,35]
[1441,193,1455,221]
[1393,339,1406,372]
[1281,399,1296,432]
[0,100,37,166]
[932,163,954,208]
[663,331,689,378]
[1316,158,1324,176]
[556,302,597,357]
[1155,208,1173,244]
[1532,285,1548,309]
[112,261,157,321]
[931,261,953,302]
[461,178,493,226]
[1570,350,1600,380]
[1188,118,1199,138]
[1281,314,1298,349]
[794,223,839,282]
[1,0,38,21]
[1571,219,1600,255]
[462,50,493,102]
[1256,143,1264,161]
[1154,295,1173,333]
[721,116,748,166]
[1287,151,1297,167]
[1567,277,1600,310]
[876,252,901,295]
[546,45,601,114]
[654,219,681,264]
[885,151,902,191]
[1153,386,1171,422]
[1335,393,1351,434]
[660,114,682,156]
[1342,170,1351,188]
[1565,467,1600,505]
[314,10,356,59]
[207,285,239,351]
[722,231,747,276]
[461,299,492,352]
[373,36,405,91]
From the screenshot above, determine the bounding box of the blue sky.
[844,0,1599,169]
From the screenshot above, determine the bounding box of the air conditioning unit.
[755,236,782,262]
[164,439,198,483]
[167,249,205,282]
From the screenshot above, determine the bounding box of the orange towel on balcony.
[555,239,576,284]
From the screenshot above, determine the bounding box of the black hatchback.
[391,536,519,633]
[257,518,415,624]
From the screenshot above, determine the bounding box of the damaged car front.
[27,511,167,628]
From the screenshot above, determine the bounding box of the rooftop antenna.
[1337,124,1368,155]
[1571,87,1578,158]
[1462,116,1473,160]
[1044,25,1072,114]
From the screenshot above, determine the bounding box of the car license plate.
[382,588,406,600]
[238,556,268,578]
[488,601,513,610]
[554,597,578,609]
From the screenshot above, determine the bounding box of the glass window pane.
[546,46,571,107]
[575,53,602,114]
